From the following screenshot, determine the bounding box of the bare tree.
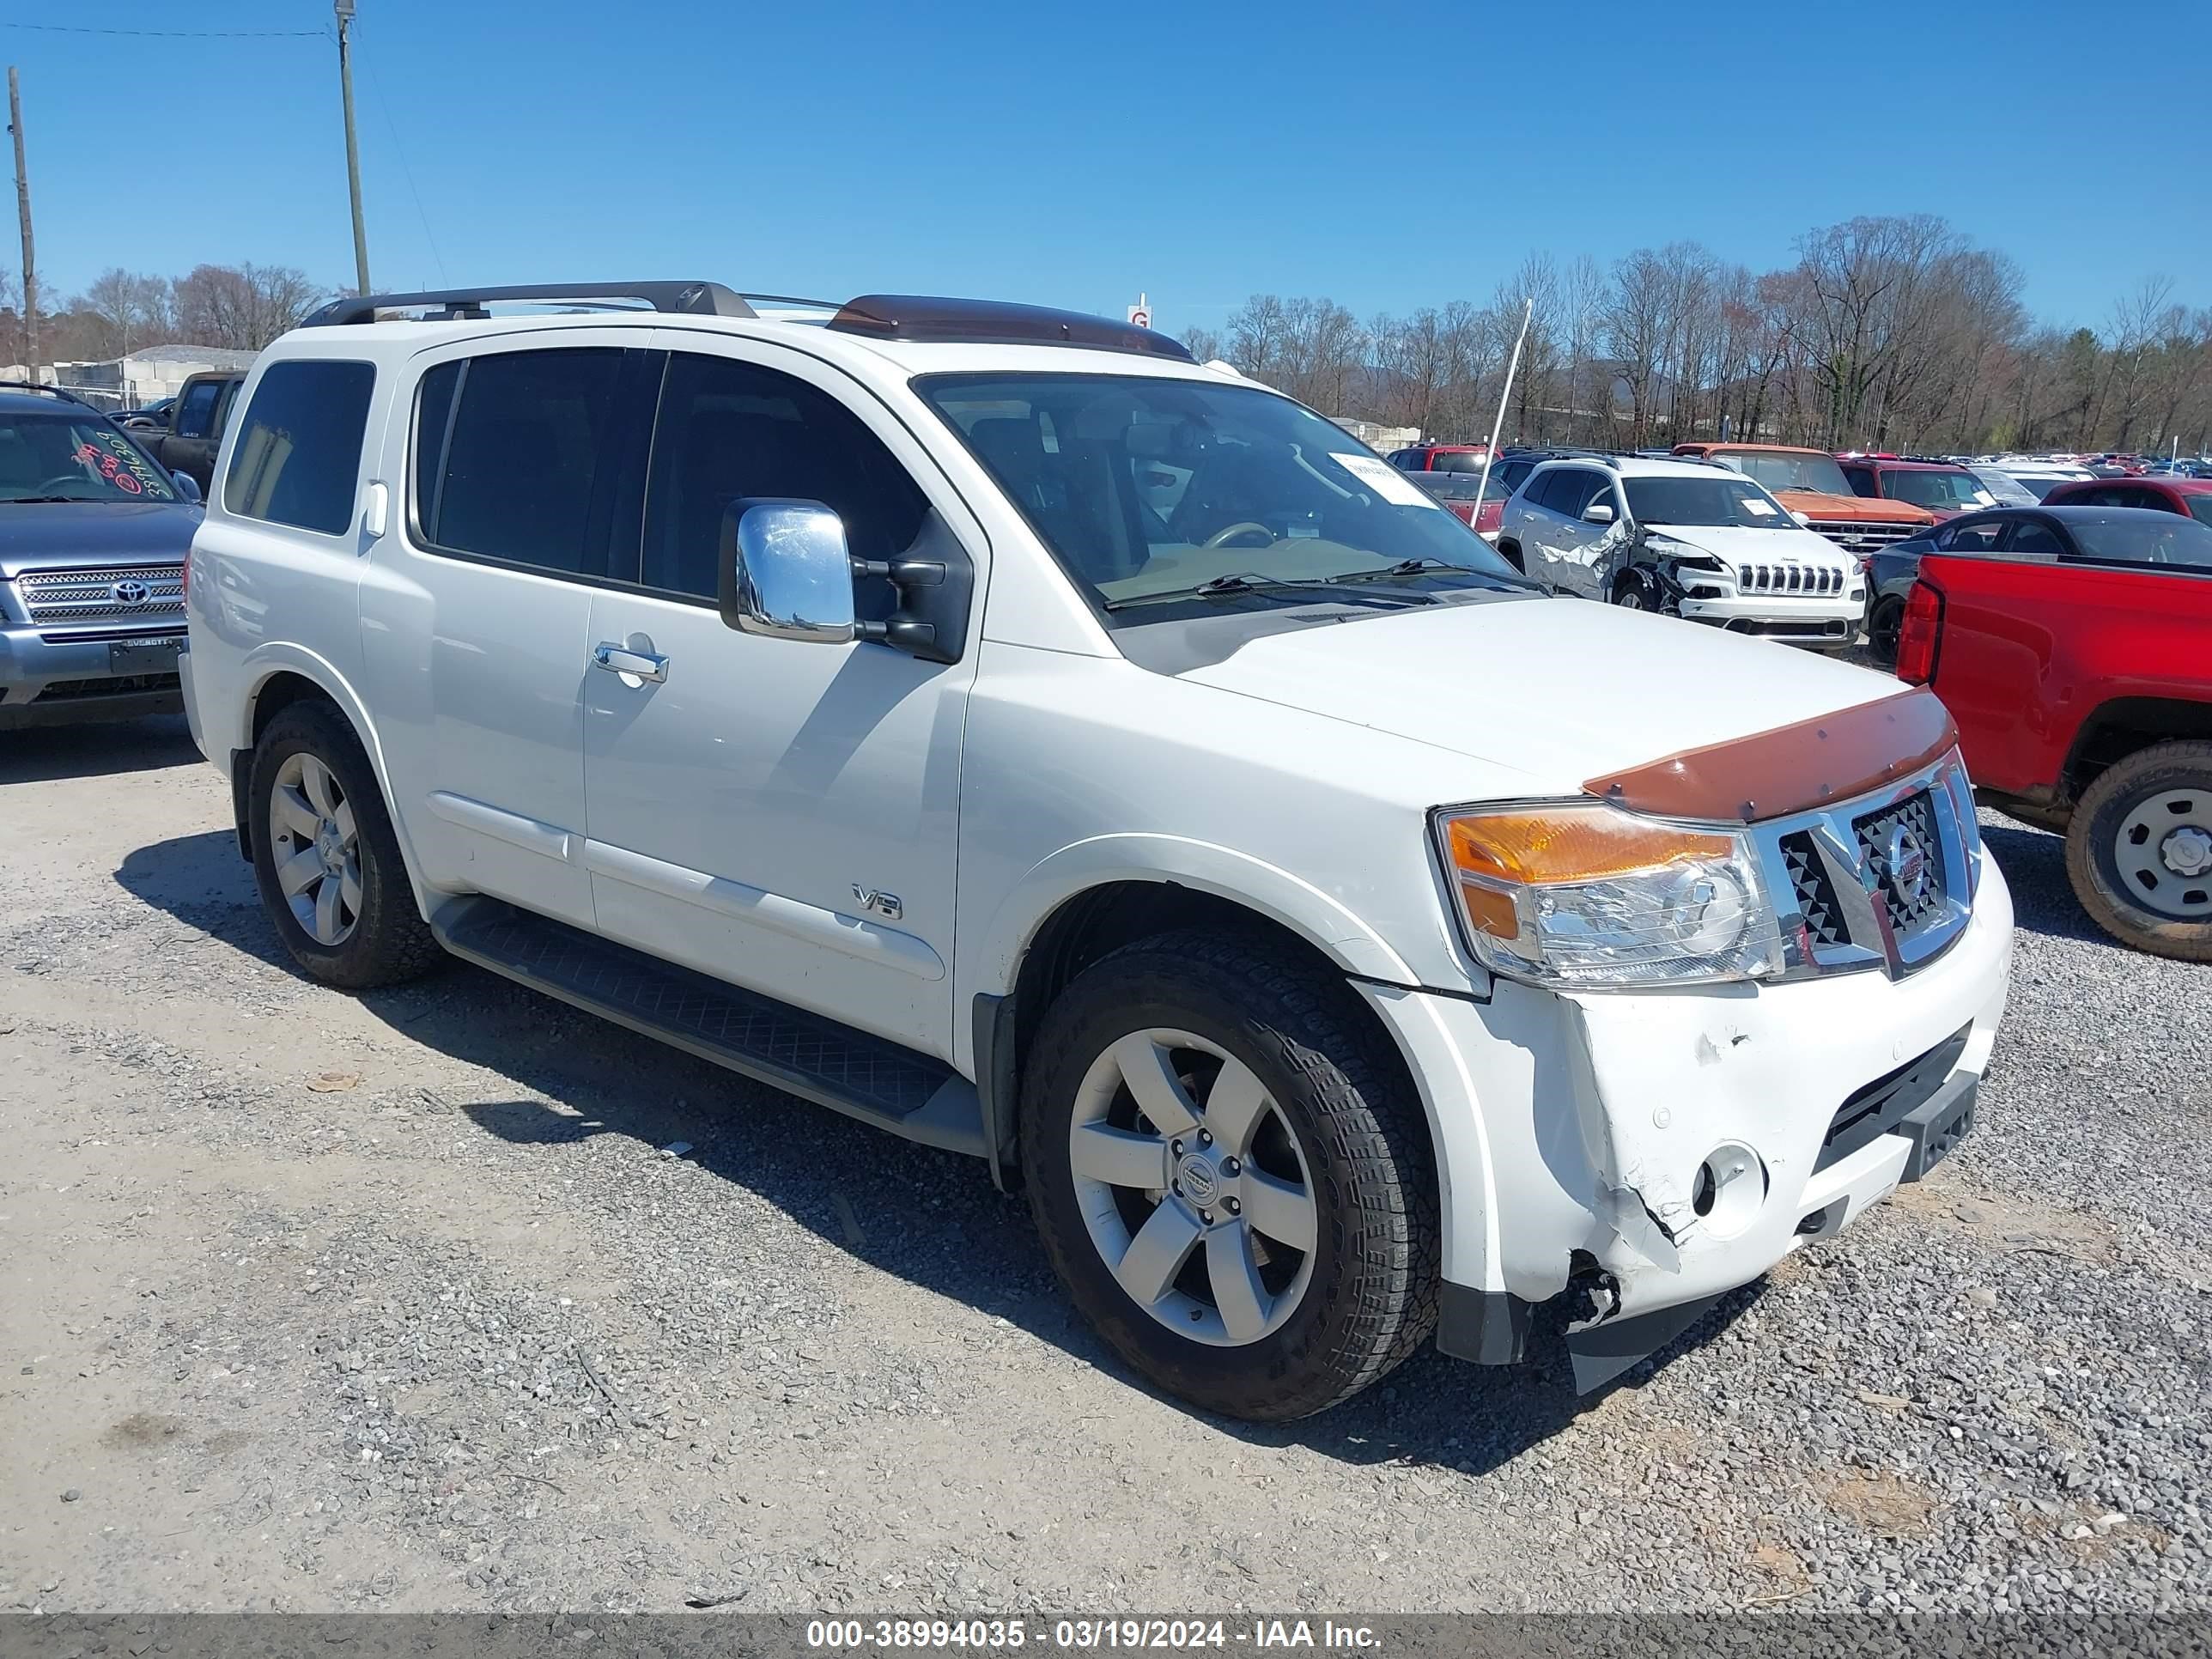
[173,263,325,350]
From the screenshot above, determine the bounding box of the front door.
[580,338,983,1060]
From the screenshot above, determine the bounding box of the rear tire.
[2063,741,2212,962]
[1868,596,1906,670]
[248,702,440,989]
[1019,931,1438,1420]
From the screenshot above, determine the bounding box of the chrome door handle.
[592,642,668,683]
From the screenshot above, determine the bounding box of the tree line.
[1178,216,2212,457]
[0,262,325,366]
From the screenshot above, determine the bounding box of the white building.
[22,344,262,411]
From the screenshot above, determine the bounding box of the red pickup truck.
[1897,529,2212,959]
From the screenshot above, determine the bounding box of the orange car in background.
[1673,441,1935,555]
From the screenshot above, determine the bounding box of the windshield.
[916,373,1525,621]
[1711,450,1853,496]
[1423,450,1490,474]
[1624,475,1794,528]
[2069,513,2212,568]
[1966,465,2042,506]
[0,412,178,502]
[1883,468,1992,510]
[2189,497,2212,526]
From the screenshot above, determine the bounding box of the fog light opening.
[1693,1142,1767,1242]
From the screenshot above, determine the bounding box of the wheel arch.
[230,649,430,915]
[968,839,1450,1216]
[2060,695,2212,805]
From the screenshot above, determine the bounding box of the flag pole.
[1473,296,1533,526]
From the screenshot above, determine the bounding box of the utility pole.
[334,1,371,296]
[8,66,35,380]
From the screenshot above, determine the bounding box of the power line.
[0,22,327,39]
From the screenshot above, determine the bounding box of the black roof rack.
[302,282,755,326]
[826,295,1194,362]
[0,379,92,406]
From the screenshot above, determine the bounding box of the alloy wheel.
[269,752,362,946]
[1067,1029,1318,1347]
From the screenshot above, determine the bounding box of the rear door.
[357,331,659,929]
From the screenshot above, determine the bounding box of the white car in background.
[1498,455,1866,649]
[1983,458,2098,500]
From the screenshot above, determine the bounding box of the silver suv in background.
[1497,455,1866,650]
[0,385,203,730]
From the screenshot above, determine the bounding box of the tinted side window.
[224,361,375,535]
[1940,518,2006,552]
[1528,469,1573,513]
[1842,465,1879,498]
[2005,520,2066,556]
[174,379,223,440]
[416,349,625,574]
[641,353,928,599]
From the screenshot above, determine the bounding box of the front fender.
[967,832,1425,1017]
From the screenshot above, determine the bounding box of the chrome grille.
[1754,757,1976,981]
[1813,520,1923,552]
[1855,791,1948,940]
[1734,562,1847,595]
[11,562,185,623]
[1780,830,1847,946]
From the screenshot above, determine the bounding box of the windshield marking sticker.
[1741,496,1777,516]
[1330,453,1440,509]
[76,431,167,498]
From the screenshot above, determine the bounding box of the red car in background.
[1837,456,1995,522]
[2042,474,2212,523]
[1895,508,2212,960]
[1407,470,1511,539]
[1387,443,1492,474]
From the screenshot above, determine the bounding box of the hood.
[0,500,202,578]
[1771,488,1932,526]
[1178,595,1903,793]
[1643,522,1855,568]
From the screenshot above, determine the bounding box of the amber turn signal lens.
[1443,805,1735,888]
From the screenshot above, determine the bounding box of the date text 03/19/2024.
[804,1619,1382,1650]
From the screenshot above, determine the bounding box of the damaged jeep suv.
[183,283,2012,1418]
[1499,454,1866,648]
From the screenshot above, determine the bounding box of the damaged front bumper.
[1355,854,2012,1389]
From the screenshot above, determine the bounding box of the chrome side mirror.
[719,500,858,643]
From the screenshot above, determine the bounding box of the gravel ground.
[1,716,2206,1616]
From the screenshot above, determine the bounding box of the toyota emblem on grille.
[111,579,150,605]
[1884,821,1931,905]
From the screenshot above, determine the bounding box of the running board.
[431,896,986,1158]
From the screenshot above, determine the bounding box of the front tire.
[1019,931,1438,1420]
[248,702,440,988]
[2063,741,2212,962]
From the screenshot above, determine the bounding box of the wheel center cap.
[317,822,344,872]
[2162,824,2212,877]
[1176,1152,1219,1206]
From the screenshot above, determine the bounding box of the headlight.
[1431,800,1787,988]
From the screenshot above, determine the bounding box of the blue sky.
[7,0,2205,337]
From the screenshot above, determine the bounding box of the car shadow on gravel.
[1,713,198,785]
[115,828,1749,1476]
[1980,820,2111,947]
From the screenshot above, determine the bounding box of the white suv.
[180,283,2011,1418]
[1498,455,1866,648]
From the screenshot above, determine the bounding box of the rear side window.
[174,379,223,440]
[1842,465,1879,497]
[225,361,376,535]
[413,349,626,574]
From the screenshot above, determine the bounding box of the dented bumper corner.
[1364,856,2013,1389]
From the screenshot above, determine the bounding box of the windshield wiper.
[1327,556,1541,592]
[1102,571,1436,612]
[3,495,100,505]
